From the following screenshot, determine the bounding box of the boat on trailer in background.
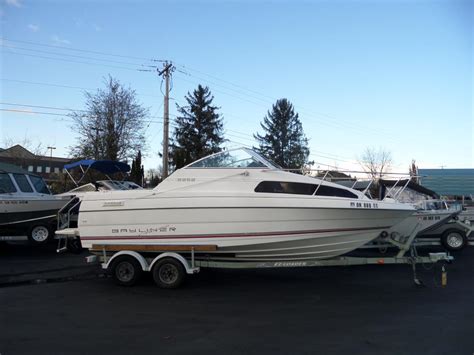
[58,159,142,198]
[0,162,71,244]
[54,148,456,289]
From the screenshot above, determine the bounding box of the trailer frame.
[85,238,453,288]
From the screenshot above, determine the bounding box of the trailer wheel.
[110,256,143,286]
[28,225,51,244]
[152,258,185,289]
[441,229,467,251]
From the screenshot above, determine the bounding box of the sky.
[0,0,472,174]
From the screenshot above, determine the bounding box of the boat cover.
[64,160,130,174]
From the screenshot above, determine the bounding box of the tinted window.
[255,181,358,198]
[29,175,51,194]
[0,173,17,193]
[315,185,358,199]
[255,181,317,195]
[12,174,34,192]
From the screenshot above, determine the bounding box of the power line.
[2,37,394,139]
[174,67,395,139]
[1,43,156,68]
[0,37,163,62]
[173,73,272,108]
[176,63,276,102]
[0,102,86,112]
[0,108,74,119]
[1,78,160,98]
[2,50,144,72]
[173,71,396,140]
[1,101,359,165]
[0,102,164,121]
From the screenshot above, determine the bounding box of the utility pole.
[157,61,174,179]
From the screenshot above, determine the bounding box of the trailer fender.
[149,252,196,275]
[104,251,148,271]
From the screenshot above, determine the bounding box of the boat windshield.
[186,148,278,169]
[29,175,51,194]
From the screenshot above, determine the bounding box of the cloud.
[5,0,22,7]
[28,24,39,32]
[93,24,102,32]
[51,35,71,46]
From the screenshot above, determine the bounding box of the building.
[0,145,71,183]
[419,169,474,198]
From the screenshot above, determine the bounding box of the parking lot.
[1,244,473,355]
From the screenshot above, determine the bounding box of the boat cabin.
[156,148,363,200]
[0,162,52,196]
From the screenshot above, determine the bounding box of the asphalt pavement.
[0,242,100,285]
[1,246,473,355]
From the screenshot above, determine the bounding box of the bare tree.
[409,159,419,183]
[359,147,393,179]
[69,76,148,161]
[2,136,48,156]
[145,167,162,188]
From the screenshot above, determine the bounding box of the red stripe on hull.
[80,226,389,241]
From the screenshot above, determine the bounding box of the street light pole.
[47,146,56,174]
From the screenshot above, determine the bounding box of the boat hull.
[387,209,457,238]
[0,197,71,236]
[77,203,413,261]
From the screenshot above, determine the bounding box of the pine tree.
[254,98,310,170]
[130,150,144,186]
[170,85,225,169]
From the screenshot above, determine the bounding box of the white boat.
[0,162,72,243]
[379,181,460,240]
[57,148,415,261]
[58,159,142,198]
[384,207,457,241]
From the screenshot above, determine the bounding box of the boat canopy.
[64,160,130,174]
[186,148,278,169]
[64,159,131,186]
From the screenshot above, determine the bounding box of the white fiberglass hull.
[75,194,414,261]
[387,209,457,239]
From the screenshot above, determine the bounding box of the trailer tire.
[110,256,143,286]
[152,257,185,289]
[441,229,467,252]
[28,224,52,244]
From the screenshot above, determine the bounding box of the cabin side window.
[255,181,317,195]
[0,173,17,194]
[254,181,358,198]
[12,174,34,193]
[314,185,358,199]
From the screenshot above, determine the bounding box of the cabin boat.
[0,162,71,243]
[57,148,415,261]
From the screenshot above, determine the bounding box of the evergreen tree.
[170,85,225,169]
[254,98,310,170]
[130,150,144,186]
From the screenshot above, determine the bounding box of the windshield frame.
[185,148,279,170]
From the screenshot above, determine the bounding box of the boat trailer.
[84,239,453,289]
